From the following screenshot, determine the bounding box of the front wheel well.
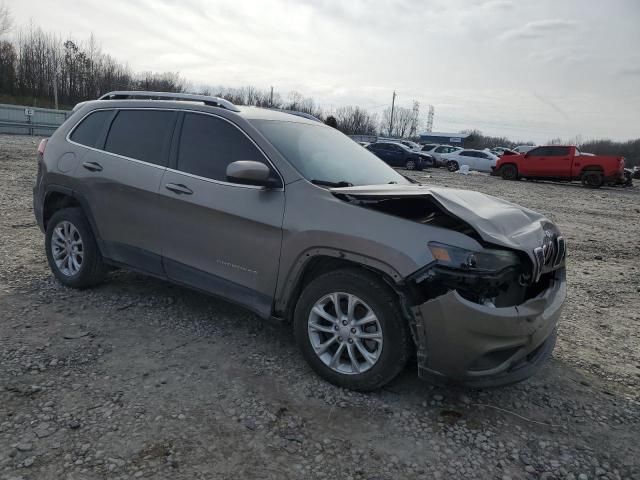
[282,256,404,322]
[43,192,81,229]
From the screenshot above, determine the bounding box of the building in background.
[418,131,469,145]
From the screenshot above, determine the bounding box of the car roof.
[80,91,324,126]
[376,141,410,148]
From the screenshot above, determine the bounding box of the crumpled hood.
[330,184,551,256]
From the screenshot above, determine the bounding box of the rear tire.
[500,164,518,180]
[581,171,603,188]
[293,269,412,391]
[45,207,107,289]
[446,160,459,172]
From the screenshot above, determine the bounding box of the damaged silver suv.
[34,91,567,391]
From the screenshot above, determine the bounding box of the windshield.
[251,120,409,186]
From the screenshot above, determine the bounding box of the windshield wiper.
[310,179,354,187]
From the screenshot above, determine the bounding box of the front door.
[159,112,285,318]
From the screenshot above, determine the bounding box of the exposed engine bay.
[332,188,562,309]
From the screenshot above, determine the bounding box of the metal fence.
[0,103,71,136]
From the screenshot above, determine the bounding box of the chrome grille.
[533,234,566,282]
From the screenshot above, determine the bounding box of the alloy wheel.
[51,220,84,276]
[307,292,383,375]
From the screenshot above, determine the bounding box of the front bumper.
[410,268,566,388]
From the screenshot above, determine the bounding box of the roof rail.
[98,91,241,112]
[269,108,323,123]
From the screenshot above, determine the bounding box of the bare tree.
[1,23,184,107]
[0,2,12,37]
[334,106,377,135]
[381,106,413,138]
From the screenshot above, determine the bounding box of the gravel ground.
[1,134,639,480]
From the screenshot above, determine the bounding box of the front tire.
[405,159,416,170]
[293,269,412,391]
[45,208,107,289]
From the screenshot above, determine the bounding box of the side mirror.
[226,160,279,188]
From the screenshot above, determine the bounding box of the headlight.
[428,242,520,273]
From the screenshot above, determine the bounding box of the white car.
[442,149,499,173]
[421,144,462,166]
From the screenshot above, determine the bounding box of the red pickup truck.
[494,145,625,188]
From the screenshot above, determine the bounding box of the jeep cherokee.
[33,91,567,391]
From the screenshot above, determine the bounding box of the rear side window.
[177,113,266,182]
[69,110,112,148]
[548,146,570,156]
[105,110,176,166]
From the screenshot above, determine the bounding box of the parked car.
[421,144,463,167]
[442,149,499,173]
[491,147,517,157]
[493,145,626,188]
[632,166,640,179]
[513,145,536,154]
[367,142,433,170]
[399,140,422,151]
[34,90,566,391]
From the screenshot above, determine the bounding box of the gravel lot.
[1,134,639,480]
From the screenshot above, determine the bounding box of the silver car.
[421,144,463,167]
[33,91,566,391]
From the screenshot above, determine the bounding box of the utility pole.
[270,86,274,107]
[388,90,396,137]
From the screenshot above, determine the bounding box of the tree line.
[0,23,185,109]
[0,8,637,164]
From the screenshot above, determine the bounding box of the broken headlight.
[428,242,520,274]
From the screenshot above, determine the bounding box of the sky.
[7,0,640,142]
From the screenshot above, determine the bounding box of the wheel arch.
[275,249,406,321]
[580,165,604,174]
[42,186,103,248]
[499,162,518,171]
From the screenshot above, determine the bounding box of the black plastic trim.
[163,258,273,319]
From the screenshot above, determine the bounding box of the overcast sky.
[8,0,640,142]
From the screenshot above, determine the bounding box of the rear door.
[159,112,285,317]
[458,151,476,169]
[71,108,177,275]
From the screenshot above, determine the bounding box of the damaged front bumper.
[410,268,566,388]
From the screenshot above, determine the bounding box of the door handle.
[165,183,193,195]
[82,161,103,172]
